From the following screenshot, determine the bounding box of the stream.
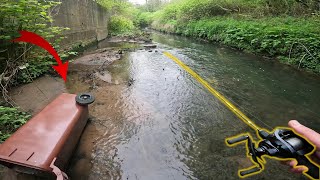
[66,32,320,180]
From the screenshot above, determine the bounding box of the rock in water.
[143,44,157,48]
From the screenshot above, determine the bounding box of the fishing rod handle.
[227,135,248,145]
[296,155,320,179]
[240,167,261,176]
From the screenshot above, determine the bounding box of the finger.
[281,160,291,166]
[290,167,307,174]
[288,120,320,148]
[283,160,298,168]
[289,160,297,167]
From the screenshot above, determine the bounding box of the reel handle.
[240,167,261,177]
[227,135,248,145]
[296,155,320,179]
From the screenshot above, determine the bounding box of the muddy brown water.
[3,32,319,180]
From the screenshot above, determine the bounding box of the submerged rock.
[143,44,157,48]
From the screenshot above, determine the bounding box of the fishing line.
[163,51,271,129]
[163,51,320,179]
[217,86,273,129]
[223,93,273,130]
[163,51,261,131]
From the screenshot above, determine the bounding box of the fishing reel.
[227,128,320,179]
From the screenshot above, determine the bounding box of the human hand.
[285,120,320,174]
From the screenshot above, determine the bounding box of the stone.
[143,44,157,48]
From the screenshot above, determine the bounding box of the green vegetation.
[176,17,320,72]
[110,16,135,35]
[0,0,67,100]
[136,12,154,27]
[0,106,30,143]
[141,0,320,73]
[98,1,142,36]
[0,0,67,140]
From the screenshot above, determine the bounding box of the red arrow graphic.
[12,30,68,81]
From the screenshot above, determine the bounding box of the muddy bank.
[66,45,132,179]
[0,40,131,179]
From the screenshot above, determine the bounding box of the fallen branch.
[288,42,317,67]
[0,67,18,107]
[217,5,234,12]
[298,54,307,69]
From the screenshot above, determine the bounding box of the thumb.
[288,120,320,149]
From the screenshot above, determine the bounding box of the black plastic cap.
[75,93,95,106]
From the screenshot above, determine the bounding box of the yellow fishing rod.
[163,52,260,131]
[163,51,320,179]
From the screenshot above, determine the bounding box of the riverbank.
[150,16,320,74]
[0,38,133,179]
[0,31,156,141]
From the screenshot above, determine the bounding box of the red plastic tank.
[0,93,94,179]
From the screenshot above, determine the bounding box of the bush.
[0,0,67,99]
[109,16,135,35]
[159,2,181,22]
[16,60,54,84]
[0,106,30,143]
[98,1,140,35]
[178,0,230,21]
[146,0,320,24]
[149,0,258,23]
[259,0,320,16]
[137,12,154,27]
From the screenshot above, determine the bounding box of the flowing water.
[67,32,320,180]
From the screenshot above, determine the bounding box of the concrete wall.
[51,0,109,46]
